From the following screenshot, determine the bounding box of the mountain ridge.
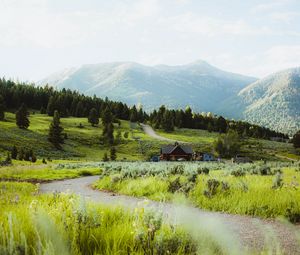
[39,61,300,134]
[39,60,257,113]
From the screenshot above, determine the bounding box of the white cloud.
[1,0,300,79]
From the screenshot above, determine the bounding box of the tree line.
[149,105,288,139]
[0,78,288,142]
[0,78,148,123]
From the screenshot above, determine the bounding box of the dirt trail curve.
[140,123,187,143]
[40,176,300,255]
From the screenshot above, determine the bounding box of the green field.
[93,161,300,221]
[0,112,298,162]
[0,112,165,161]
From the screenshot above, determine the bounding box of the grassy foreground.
[0,161,102,182]
[0,181,239,255]
[93,162,300,222]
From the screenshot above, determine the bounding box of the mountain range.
[39,61,300,135]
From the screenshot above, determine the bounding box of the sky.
[1,0,300,81]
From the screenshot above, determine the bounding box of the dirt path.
[40,176,300,255]
[140,123,187,143]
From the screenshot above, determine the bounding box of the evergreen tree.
[40,106,46,114]
[292,130,300,148]
[130,106,138,122]
[101,107,114,145]
[46,96,56,116]
[0,95,5,121]
[16,103,30,129]
[214,130,241,158]
[11,146,18,159]
[75,101,84,117]
[102,152,109,162]
[161,110,174,132]
[5,153,11,164]
[18,148,24,161]
[88,108,99,126]
[184,106,193,128]
[102,107,113,125]
[105,122,114,145]
[216,116,227,133]
[110,147,117,161]
[48,110,64,149]
[24,149,32,161]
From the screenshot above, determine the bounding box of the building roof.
[161,143,193,154]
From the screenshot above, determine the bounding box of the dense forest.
[0,78,288,140]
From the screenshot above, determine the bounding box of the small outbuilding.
[160,142,193,161]
[194,152,215,161]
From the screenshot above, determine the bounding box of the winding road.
[140,123,187,143]
[40,176,300,255]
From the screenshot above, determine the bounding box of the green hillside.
[0,112,298,162]
[0,112,159,161]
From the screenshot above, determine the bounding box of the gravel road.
[140,123,187,143]
[40,176,300,254]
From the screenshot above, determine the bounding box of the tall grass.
[93,162,300,221]
[0,182,200,255]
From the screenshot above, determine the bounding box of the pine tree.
[101,107,114,145]
[16,103,30,129]
[102,152,109,162]
[161,110,174,132]
[102,107,113,125]
[46,96,56,116]
[106,123,114,145]
[18,148,24,161]
[292,130,300,148]
[0,95,5,121]
[11,146,18,159]
[130,106,138,122]
[88,108,99,126]
[48,110,64,149]
[110,147,117,161]
[40,106,46,114]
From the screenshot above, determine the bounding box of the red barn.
[160,142,193,161]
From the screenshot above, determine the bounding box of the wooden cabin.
[160,142,193,161]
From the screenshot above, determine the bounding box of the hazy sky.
[1,0,300,81]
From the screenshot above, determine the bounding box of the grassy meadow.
[0,111,299,162]
[0,181,205,255]
[0,112,165,161]
[1,112,300,254]
[93,161,300,222]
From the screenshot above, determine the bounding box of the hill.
[0,112,298,162]
[229,68,300,135]
[39,60,256,113]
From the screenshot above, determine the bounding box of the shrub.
[197,167,209,175]
[170,165,184,175]
[259,166,272,175]
[203,179,220,198]
[111,175,122,184]
[187,173,197,183]
[79,170,93,176]
[168,177,182,193]
[31,154,37,163]
[272,173,283,189]
[221,181,230,192]
[285,207,300,223]
[181,182,195,195]
[231,168,246,177]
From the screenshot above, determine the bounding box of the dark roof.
[161,144,193,154]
